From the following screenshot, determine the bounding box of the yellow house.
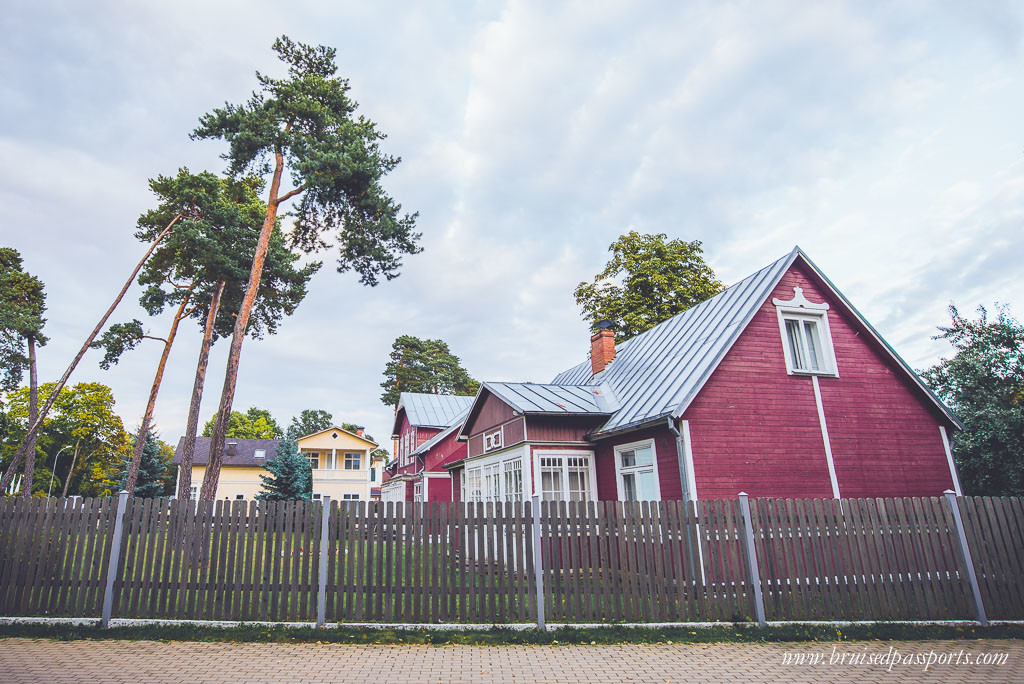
[173,427,385,501]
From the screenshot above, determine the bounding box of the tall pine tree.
[257,438,312,501]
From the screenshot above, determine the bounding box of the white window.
[503,458,523,502]
[467,469,482,503]
[773,286,838,376]
[234,493,245,501]
[413,481,423,502]
[342,493,360,501]
[306,451,319,469]
[538,452,595,502]
[312,492,323,501]
[189,485,199,499]
[254,449,266,459]
[344,452,361,470]
[615,440,660,501]
[483,428,503,453]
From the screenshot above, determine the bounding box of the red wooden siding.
[526,415,602,443]
[468,434,483,459]
[451,469,462,502]
[504,417,526,446]
[682,261,955,500]
[465,391,517,436]
[425,475,453,502]
[422,429,468,471]
[592,426,681,501]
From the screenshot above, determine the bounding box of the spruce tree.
[117,430,173,498]
[257,438,312,501]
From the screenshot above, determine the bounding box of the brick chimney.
[356,426,365,437]
[590,320,617,375]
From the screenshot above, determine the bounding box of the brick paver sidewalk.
[1,638,1021,682]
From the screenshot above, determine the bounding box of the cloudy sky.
[2,0,1022,450]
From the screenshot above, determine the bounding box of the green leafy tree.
[574,232,724,340]
[202,407,283,440]
[286,409,334,439]
[922,305,1024,496]
[339,422,388,463]
[1,382,130,497]
[257,438,312,501]
[380,335,479,407]
[106,431,174,498]
[194,36,421,501]
[0,247,47,496]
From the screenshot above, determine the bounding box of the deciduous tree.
[922,305,1024,496]
[287,409,334,439]
[380,335,479,407]
[202,407,283,440]
[194,36,420,501]
[574,232,724,340]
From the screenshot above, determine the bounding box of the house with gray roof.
[447,247,962,504]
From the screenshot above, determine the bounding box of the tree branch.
[142,335,168,344]
[274,184,306,205]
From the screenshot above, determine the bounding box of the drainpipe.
[667,416,692,503]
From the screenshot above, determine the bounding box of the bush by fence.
[0,494,1021,626]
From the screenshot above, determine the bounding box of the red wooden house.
[448,247,963,503]
[381,392,474,502]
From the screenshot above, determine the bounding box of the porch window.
[615,441,660,501]
[306,452,319,469]
[540,453,594,502]
[467,469,482,503]
[503,458,523,502]
[344,452,361,470]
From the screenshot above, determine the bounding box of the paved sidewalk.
[1,638,1021,682]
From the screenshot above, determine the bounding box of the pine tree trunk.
[0,214,182,495]
[60,441,80,498]
[124,289,192,495]
[199,152,286,502]
[21,336,38,497]
[176,280,224,501]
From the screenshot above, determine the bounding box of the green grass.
[1,622,1022,645]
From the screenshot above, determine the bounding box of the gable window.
[344,452,361,470]
[615,440,660,501]
[773,286,838,377]
[483,428,503,453]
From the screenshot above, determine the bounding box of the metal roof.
[411,405,471,457]
[552,246,961,435]
[483,382,618,415]
[395,392,475,432]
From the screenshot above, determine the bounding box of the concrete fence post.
[737,492,766,627]
[317,496,332,628]
[531,494,546,630]
[944,490,988,626]
[100,490,130,628]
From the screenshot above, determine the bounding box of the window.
[254,449,266,459]
[189,485,199,499]
[467,469,482,503]
[370,467,376,482]
[306,451,319,469]
[773,286,837,376]
[615,441,660,501]
[342,493,360,501]
[413,481,423,502]
[312,492,323,501]
[344,452,361,470]
[484,428,503,453]
[234,493,245,501]
[503,459,523,502]
[539,453,594,502]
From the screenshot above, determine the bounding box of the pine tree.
[257,438,312,501]
[116,430,173,498]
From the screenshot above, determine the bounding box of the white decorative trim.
[772,286,831,311]
[681,420,698,502]
[812,376,841,499]
[613,438,661,502]
[939,426,963,496]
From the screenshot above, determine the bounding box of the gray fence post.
[531,494,546,630]
[737,492,766,627]
[944,490,988,626]
[317,496,332,628]
[100,490,129,628]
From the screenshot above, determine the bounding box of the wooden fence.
[0,494,1021,625]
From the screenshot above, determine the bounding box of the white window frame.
[463,446,528,504]
[312,492,323,501]
[772,286,839,378]
[234,493,245,501]
[344,452,361,470]
[614,438,661,502]
[189,485,199,499]
[413,480,423,502]
[306,451,319,469]
[532,449,597,503]
[254,449,266,459]
[342,493,360,501]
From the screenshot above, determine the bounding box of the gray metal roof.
[552,246,961,435]
[396,392,475,430]
[411,405,471,457]
[483,381,618,415]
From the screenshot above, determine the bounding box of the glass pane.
[803,320,822,371]
[631,446,653,467]
[542,470,562,502]
[785,319,805,369]
[637,470,657,500]
[620,450,636,468]
[622,473,637,501]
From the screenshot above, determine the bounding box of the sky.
[2,0,1022,452]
